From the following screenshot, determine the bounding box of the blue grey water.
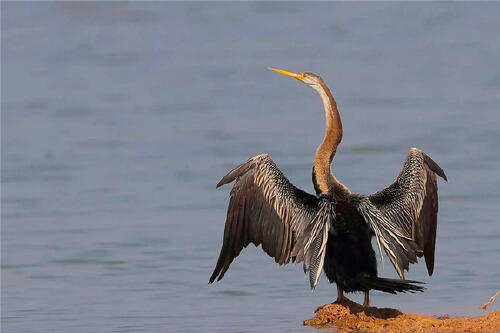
[2,2,500,332]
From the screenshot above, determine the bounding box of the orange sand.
[304,299,500,333]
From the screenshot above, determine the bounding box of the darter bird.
[209,68,447,307]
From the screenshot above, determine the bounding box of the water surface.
[2,3,500,332]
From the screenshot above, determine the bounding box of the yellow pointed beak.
[268,67,305,81]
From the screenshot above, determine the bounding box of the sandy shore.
[304,299,500,333]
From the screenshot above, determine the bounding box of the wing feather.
[209,154,321,284]
[357,148,446,278]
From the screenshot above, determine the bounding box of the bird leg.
[336,286,346,303]
[363,291,370,307]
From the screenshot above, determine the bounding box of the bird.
[209,67,447,308]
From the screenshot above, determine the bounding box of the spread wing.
[357,148,447,278]
[209,154,329,288]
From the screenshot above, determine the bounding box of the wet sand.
[304,299,500,332]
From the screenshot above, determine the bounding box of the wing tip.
[438,169,448,182]
[426,263,434,276]
[217,173,237,188]
[419,150,447,181]
[216,154,270,188]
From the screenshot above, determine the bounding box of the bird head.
[268,67,324,91]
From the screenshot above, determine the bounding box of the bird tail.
[362,277,425,294]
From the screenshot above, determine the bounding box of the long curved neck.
[312,81,347,196]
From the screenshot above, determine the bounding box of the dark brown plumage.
[209,68,447,306]
[209,154,324,285]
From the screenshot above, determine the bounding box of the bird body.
[323,193,378,293]
[209,68,447,307]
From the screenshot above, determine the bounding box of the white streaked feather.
[311,223,329,289]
